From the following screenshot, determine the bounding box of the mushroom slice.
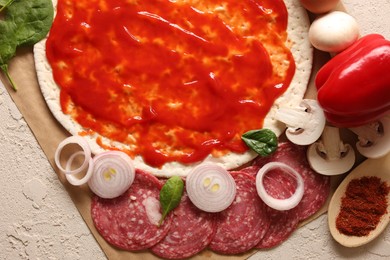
[349,115,390,158]
[274,99,326,145]
[307,126,355,176]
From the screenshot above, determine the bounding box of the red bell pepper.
[315,34,390,127]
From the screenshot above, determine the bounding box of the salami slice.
[209,171,270,254]
[91,169,172,251]
[256,207,300,248]
[255,164,300,248]
[253,141,330,221]
[239,165,261,178]
[260,163,299,200]
[295,164,331,221]
[151,191,216,259]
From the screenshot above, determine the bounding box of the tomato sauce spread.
[46,0,295,168]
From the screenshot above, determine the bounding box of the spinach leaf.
[241,128,278,156]
[0,21,16,63]
[0,0,54,91]
[0,0,15,12]
[159,176,184,226]
[0,18,17,90]
[7,0,54,46]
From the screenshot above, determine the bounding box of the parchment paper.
[0,2,357,259]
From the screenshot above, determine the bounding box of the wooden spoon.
[328,152,390,247]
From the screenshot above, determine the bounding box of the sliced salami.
[253,141,330,221]
[255,163,300,248]
[295,164,331,221]
[239,165,261,178]
[91,169,172,251]
[256,207,300,249]
[209,171,270,254]
[151,191,217,259]
[260,163,299,200]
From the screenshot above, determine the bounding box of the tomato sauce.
[46,0,295,168]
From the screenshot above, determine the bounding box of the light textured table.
[1,1,389,259]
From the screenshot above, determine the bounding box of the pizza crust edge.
[34,0,313,177]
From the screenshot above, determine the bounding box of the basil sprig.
[241,128,278,156]
[159,175,184,226]
[0,0,54,91]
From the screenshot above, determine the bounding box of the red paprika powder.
[336,176,389,237]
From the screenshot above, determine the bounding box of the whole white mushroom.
[299,0,340,14]
[309,11,360,53]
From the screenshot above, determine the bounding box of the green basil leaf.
[241,128,278,156]
[159,175,184,226]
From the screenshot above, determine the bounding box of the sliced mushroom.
[274,99,326,145]
[349,115,390,158]
[307,126,355,176]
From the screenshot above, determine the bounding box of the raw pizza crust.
[34,0,313,177]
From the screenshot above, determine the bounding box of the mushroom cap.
[355,116,390,158]
[299,0,340,14]
[283,99,326,146]
[309,11,359,53]
[307,143,355,176]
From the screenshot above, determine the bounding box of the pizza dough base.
[34,0,313,177]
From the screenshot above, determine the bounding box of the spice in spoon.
[336,176,389,237]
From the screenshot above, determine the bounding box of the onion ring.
[54,136,92,175]
[65,151,94,186]
[186,163,236,213]
[256,162,304,211]
[88,151,135,199]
